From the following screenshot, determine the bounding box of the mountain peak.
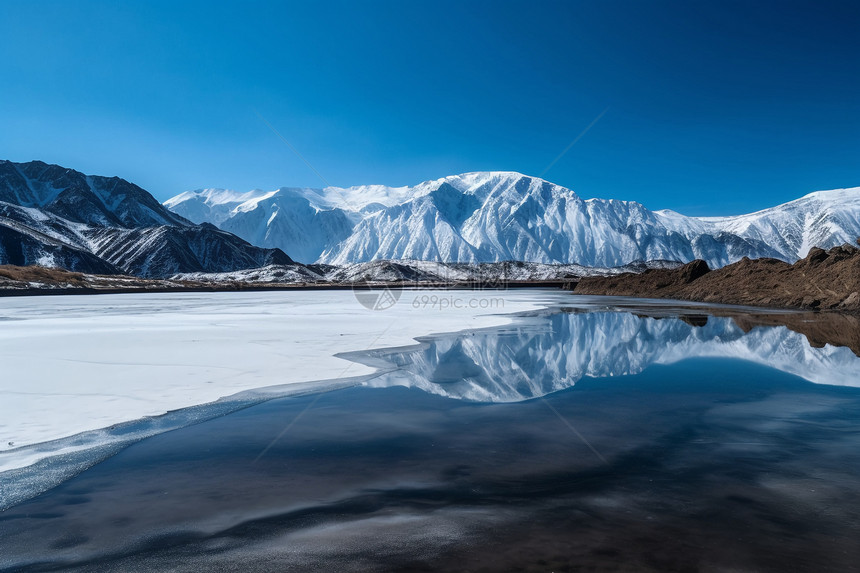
[799,186,860,202]
[0,160,293,277]
[445,170,531,183]
[0,159,189,228]
[165,171,860,267]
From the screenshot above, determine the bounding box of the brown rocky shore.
[573,241,860,312]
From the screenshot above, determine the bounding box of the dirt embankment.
[730,312,860,356]
[573,242,860,313]
[0,265,228,295]
[0,264,568,297]
[0,265,188,290]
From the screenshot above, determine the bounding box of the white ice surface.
[0,289,558,473]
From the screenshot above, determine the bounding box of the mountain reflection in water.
[354,307,860,402]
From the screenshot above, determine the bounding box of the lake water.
[2,298,860,572]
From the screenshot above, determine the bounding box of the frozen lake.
[2,290,860,571]
[0,289,557,473]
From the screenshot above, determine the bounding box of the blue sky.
[1,0,858,214]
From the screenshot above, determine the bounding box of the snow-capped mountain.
[0,160,293,277]
[164,187,360,263]
[700,188,860,261]
[166,172,860,267]
[84,224,291,277]
[5,161,858,278]
[0,160,186,228]
[0,213,119,275]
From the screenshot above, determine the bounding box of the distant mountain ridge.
[3,160,858,279]
[165,172,860,267]
[0,160,292,276]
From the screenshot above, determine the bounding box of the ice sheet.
[0,288,558,473]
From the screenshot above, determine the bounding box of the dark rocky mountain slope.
[0,160,293,277]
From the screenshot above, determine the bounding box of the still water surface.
[2,301,860,572]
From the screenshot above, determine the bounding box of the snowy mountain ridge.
[166,171,860,267]
[0,160,293,276]
[171,259,681,285]
[3,160,858,278]
[1,160,188,228]
[699,187,860,260]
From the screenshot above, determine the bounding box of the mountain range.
[1,160,858,278]
[165,172,860,268]
[0,160,292,277]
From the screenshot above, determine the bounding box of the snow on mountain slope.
[167,187,370,263]
[0,161,295,277]
[0,201,124,274]
[0,160,188,228]
[85,224,293,278]
[172,263,327,284]
[172,259,681,284]
[0,221,119,275]
[701,187,860,260]
[327,258,681,282]
[163,188,276,225]
[166,171,848,268]
[0,201,93,250]
[164,182,426,219]
[0,198,294,277]
[216,191,354,264]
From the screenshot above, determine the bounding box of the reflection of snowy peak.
[165,172,860,267]
[361,311,860,402]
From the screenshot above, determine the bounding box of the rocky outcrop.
[573,241,860,312]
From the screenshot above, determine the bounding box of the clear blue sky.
[1,0,858,214]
